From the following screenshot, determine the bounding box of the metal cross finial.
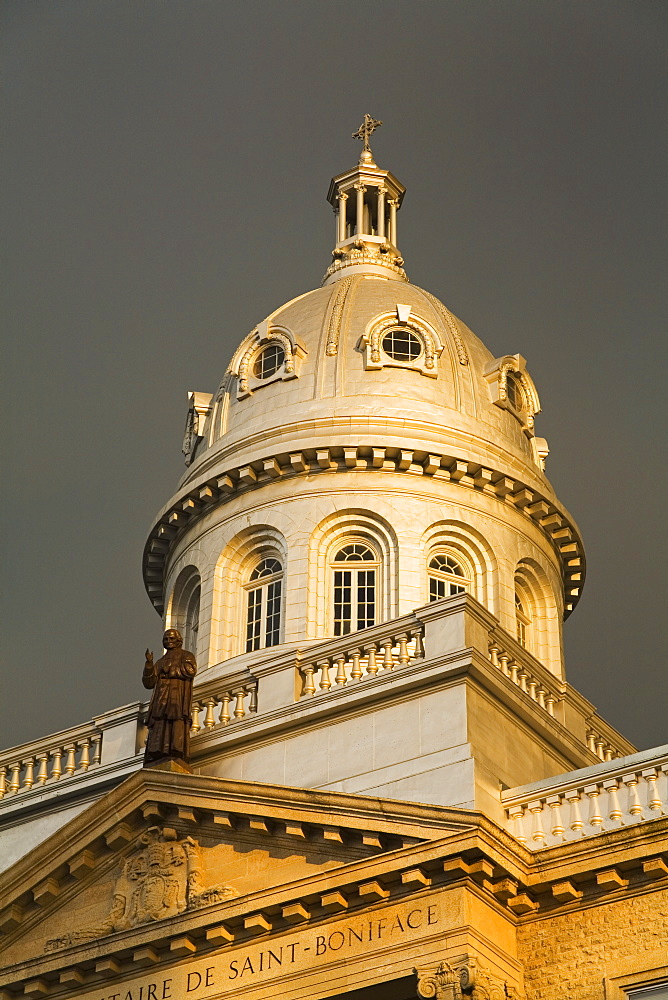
[352,114,383,153]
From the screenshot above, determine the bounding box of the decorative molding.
[143,446,585,618]
[182,392,213,467]
[484,355,541,439]
[325,276,355,356]
[415,956,523,1000]
[419,289,470,366]
[227,324,306,399]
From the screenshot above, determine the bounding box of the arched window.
[332,542,379,636]
[515,590,531,648]
[505,371,524,412]
[245,557,283,652]
[428,553,469,601]
[183,584,201,655]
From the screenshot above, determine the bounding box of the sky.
[3,1,667,753]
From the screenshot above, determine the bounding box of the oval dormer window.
[506,371,524,412]
[254,343,285,379]
[381,328,422,362]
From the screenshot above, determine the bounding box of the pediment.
[0,766,479,972]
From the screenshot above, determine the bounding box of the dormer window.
[254,344,285,380]
[382,328,422,362]
[505,371,524,412]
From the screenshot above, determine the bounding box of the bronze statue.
[143,629,197,766]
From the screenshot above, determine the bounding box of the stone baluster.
[546,794,566,840]
[190,703,202,734]
[301,665,316,697]
[365,644,379,676]
[584,784,604,830]
[527,679,538,701]
[545,695,556,717]
[518,669,529,693]
[397,633,410,666]
[622,773,643,817]
[488,643,500,668]
[9,762,21,794]
[643,769,663,813]
[91,734,102,766]
[203,697,217,729]
[36,752,50,785]
[0,765,6,799]
[604,746,614,761]
[51,748,63,781]
[508,806,527,845]
[509,661,519,685]
[23,757,35,790]
[318,659,332,691]
[350,649,363,682]
[63,744,77,776]
[594,737,606,761]
[603,779,623,824]
[335,655,347,686]
[220,692,232,724]
[537,687,547,710]
[78,739,91,771]
[233,689,246,719]
[382,638,395,670]
[249,685,258,713]
[565,789,584,836]
[528,800,546,845]
[412,629,425,659]
[498,652,510,676]
[586,731,597,754]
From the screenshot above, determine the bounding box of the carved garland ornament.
[367,317,440,372]
[420,289,470,366]
[325,276,355,356]
[45,827,237,952]
[498,362,538,430]
[237,328,295,393]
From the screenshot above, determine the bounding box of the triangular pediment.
[0,767,480,973]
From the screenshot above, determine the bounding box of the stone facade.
[0,142,665,999]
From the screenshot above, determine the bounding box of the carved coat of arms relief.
[45,827,237,952]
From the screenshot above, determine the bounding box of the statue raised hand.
[142,629,197,767]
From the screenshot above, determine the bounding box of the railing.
[487,634,560,718]
[298,618,425,697]
[503,747,668,849]
[0,725,103,800]
[190,682,258,734]
[585,723,624,762]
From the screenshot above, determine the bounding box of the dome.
[181,276,549,500]
[144,137,585,666]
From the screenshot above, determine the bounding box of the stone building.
[0,136,666,1000]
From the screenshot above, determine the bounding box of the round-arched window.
[506,372,524,411]
[183,584,201,655]
[245,557,283,652]
[515,591,531,648]
[254,344,285,380]
[381,328,422,362]
[428,553,469,601]
[331,542,379,635]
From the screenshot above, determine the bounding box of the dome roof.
[182,275,549,500]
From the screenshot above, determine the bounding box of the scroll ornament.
[415,957,523,1000]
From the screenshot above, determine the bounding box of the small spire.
[352,114,383,164]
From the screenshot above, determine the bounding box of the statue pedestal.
[144,758,193,774]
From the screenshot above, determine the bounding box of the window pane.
[627,989,668,1000]
[382,328,422,361]
[429,577,446,601]
[334,543,375,562]
[246,587,262,652]
[265,579,282,647]
[334,570,352,636]
[357,570,376,630]
[250,557,282,580]
[253,344,285,379]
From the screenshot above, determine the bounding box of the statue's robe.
[142,648,197,763]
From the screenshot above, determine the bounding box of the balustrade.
[487,638,558,718]
[190,683,258,735]
[0,731,102,801]
[504,754,668,849]
[299,625,424,697]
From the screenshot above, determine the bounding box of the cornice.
[143,445,585,618]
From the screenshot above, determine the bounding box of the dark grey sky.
[3,1,667,752]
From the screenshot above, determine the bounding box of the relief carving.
[45,828,237,952]
[415,957,523,1000]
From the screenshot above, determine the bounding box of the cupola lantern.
[323,115,407,285]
